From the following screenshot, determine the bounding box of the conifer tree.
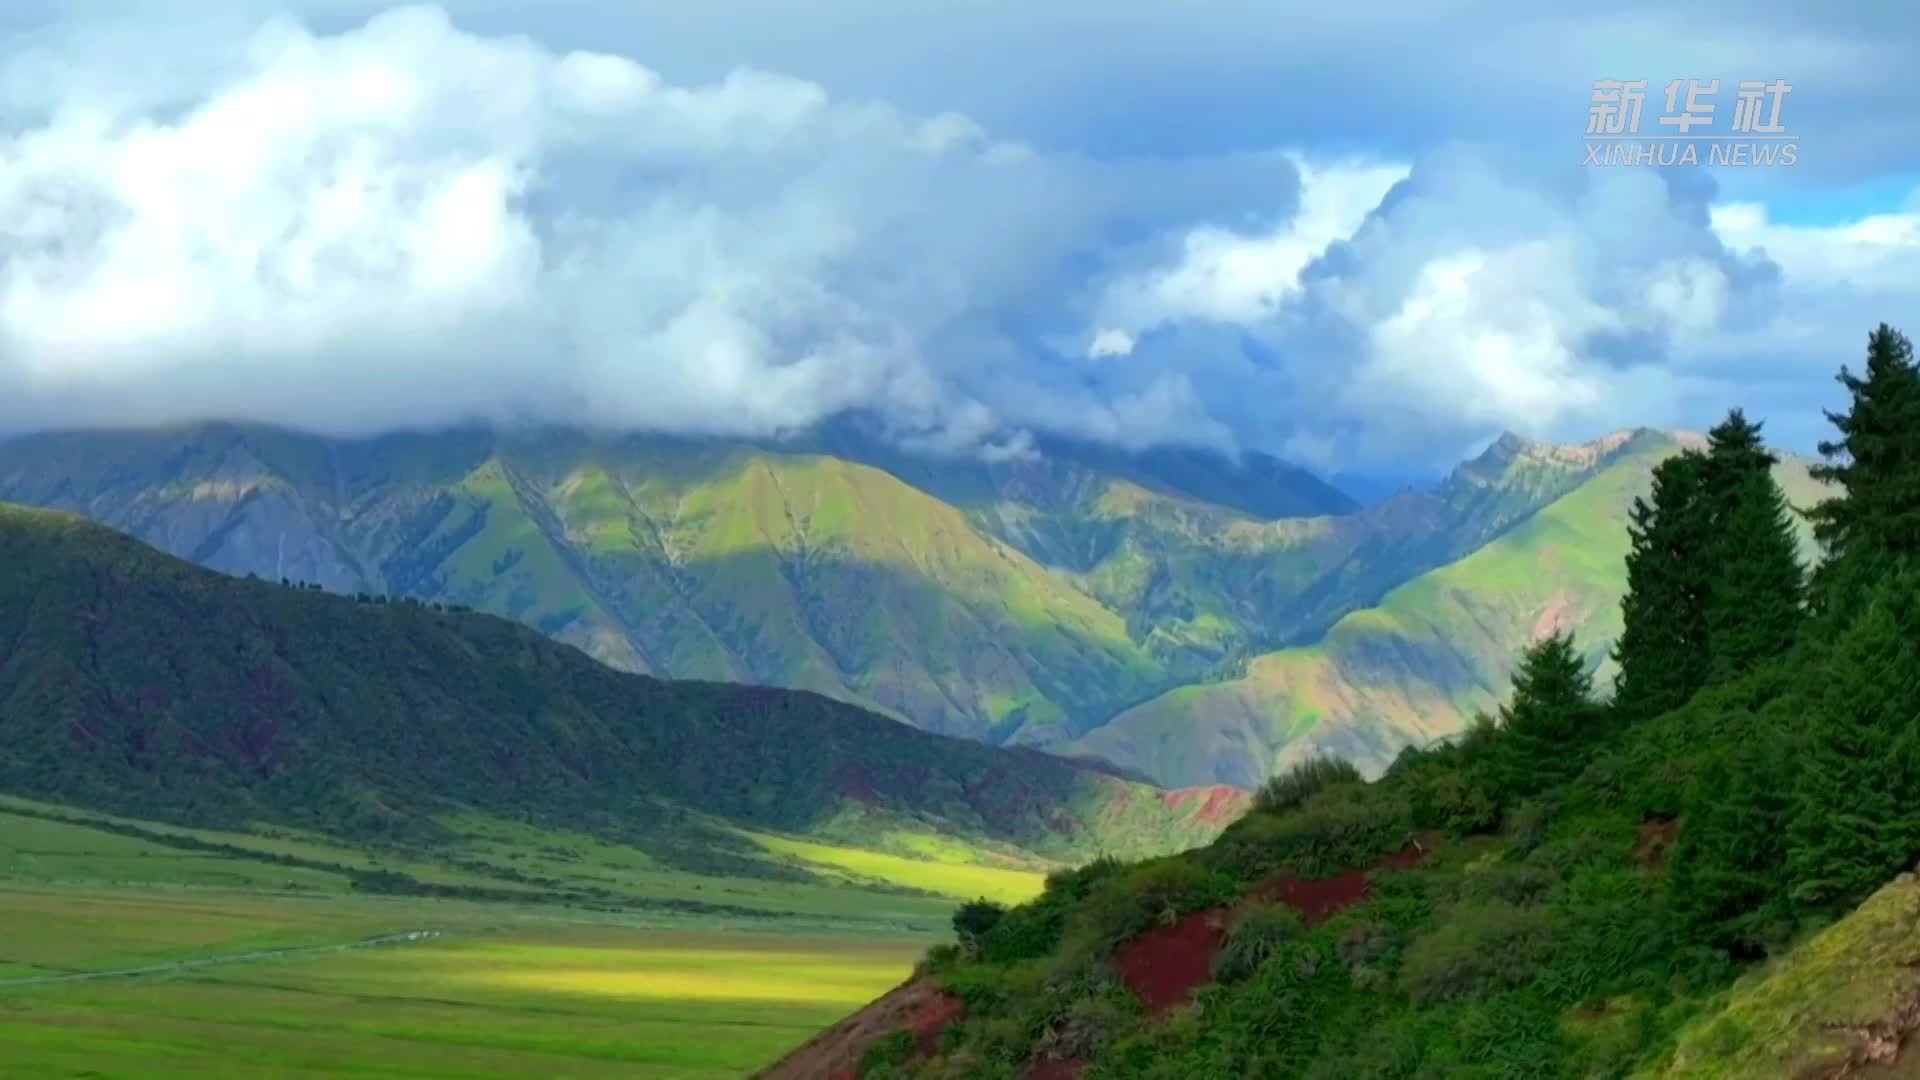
[1703,408,1775,492]
[1704,461,1806,684]
[1808,324,1920,610]
[1786,576,1920,915]
[1613,451,1711,721]
[1494,631,1601,797]
[1670,729,1792,955]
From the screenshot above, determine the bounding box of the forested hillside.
[0,503,1244,877]
[786,323,1920,1080]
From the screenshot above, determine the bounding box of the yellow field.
[743,829,1047,904]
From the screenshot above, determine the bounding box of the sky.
[0,2,1916,470]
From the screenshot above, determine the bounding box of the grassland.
[0,795,1010,931]
[0,797,986,1078]
[0,886,925,1079]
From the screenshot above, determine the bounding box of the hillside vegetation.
[0,503,1242,884]
[789,323,1920,1080]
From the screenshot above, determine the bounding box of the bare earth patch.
[756,975,964,1080]
[1112,907,1230,1014]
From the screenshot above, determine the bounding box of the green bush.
[953,898,1007,956]
[1208,782,1412,881]
[1211,901,1306,982]
[1458,860,1556,907]
[1405,766,1499,835]
[920,942,962,976]
[1254,755,1363,815]
[1057,857,1236,965]
[1397,900,1559,1003]
[1030,983,1141,1062]
[858,1030,916,1076]
[1334,920,1394,990]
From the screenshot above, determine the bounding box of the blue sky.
[0,1,1916,470]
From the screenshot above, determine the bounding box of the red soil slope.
[766,842,1432,1079]
[1112,907,1230,1014]
[1114,841,1430,1016]
[755,975,963,1080]
[1252,842,1425,925]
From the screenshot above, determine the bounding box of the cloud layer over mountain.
[1,3,1915,467]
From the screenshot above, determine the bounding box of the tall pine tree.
[1807,324,1920,612]
[1785,574,1920,915]
[1702,414,1806,684]
[1703,408,1775,491]
[1613,451,1712,721]
[1704,469,1806,683]
[1615,411,1807,710]
[1494,631,1602,798]
[1670,727,1793,956]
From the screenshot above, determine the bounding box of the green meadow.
[0,796,1028,1078]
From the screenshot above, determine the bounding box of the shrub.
[858,1030,917,1076]
[1505,798,1553,853]
[1334,919,1394,990]
[1030,985,1140,1061]
[953,898,1007,956]
[919,942,962,976]
[1208,783,1412,880]
[1397,900,1560,1003]
[1254,755,1363,815]
[1459,860,1556,907]
[1211,901,1306,982]
[1406,766,1499,835]
[977,858,1127,965]
[1057,857,1236,964]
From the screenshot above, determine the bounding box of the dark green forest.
[0,505,1232,875]
[874,323,1920,1079]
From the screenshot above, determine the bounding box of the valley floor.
[0,884,926,1078]
[0,797,998,1078]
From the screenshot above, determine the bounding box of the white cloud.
[0,7,1081,443]
[1094,157,1408,334]
[0,2,1914,469]
[1086,328,1135,358]
[1356,244,1613,431]
[1710,201,1920,295]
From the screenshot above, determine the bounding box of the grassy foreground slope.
[1073,431,1829,787]
[1645,868,1920,1078]
[0,503,1241,879]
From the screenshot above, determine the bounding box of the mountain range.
[0,420,1823,789]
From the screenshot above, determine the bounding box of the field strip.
[0,929,446,988]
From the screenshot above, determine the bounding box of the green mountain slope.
[0,428,1170,744]
[0,424,1614,754]
[1071,430,1831,787]
[0,503,1242,881]
[835,427,1633,678]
